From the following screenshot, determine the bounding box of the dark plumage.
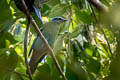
[14,0,42,23]
[14,0,34,12]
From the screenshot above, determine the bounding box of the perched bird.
[29,17,67,74]
[14,0,43,23]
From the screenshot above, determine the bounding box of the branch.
[89,3,113,59]
[8,69,29,78]
[21,0,67,80]
[88,0,108,12]
[24,20,32,80]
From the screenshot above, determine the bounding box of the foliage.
[0,0,120,80]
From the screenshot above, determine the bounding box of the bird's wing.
[29,44,47,74]
[28,27,44,56]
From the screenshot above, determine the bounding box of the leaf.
[71,0,84,9]
[0,0,13,31]
[32,13,42,27]
[46,55,64,71]
[10,73,24,80]
[50,55,64,80]
[96,38,109,58]
[0,20,14,32]
[41,4,51,16]
[0,32,17,48]
[46,55,64,80]
[75,9,93,24]
[49,4,69,17]
[75,40,88,59]
[45,0,60,8]
[69,24,82,39]
[0,48,18,80]
[53,34,66,54]
[34,64,53,80]
[70,40,80,61]
[66,61,88,80]
[86,58,101,74]
[51,66,63,80]
[85,47,94,57]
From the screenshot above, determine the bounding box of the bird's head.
[51,17,67,24]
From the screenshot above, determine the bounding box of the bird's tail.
[27,51,46,74]
[32,5,42,24]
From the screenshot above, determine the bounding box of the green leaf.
[75,9,93,24]
[70,40,80,61]
[49,4,69,17]
[96,38,109,58]
[0,0,13,31]
[0,48,18,80]
[34,64,53,80]
[53,34,66,54]
[86,58,101,74]
[50,55,64,80]
[69,24,82,39]
[41,4,51,16]
[10,73,24,80]
[71,0,84,9]
[45,0,60,8]
[51,66,63,80]
[0,32,17,48]
[66,61,88,80]
[75,40,88,59]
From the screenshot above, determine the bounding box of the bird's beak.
[59,19,67,24]
[62,19,67,22]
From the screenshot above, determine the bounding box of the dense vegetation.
[0,0,120,80]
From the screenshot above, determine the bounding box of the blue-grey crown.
[51,17,66,22]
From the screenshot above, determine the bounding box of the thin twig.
[24,20,32,80]
[21,0,67,80]
[88,2,113,59]
[8,69,29,78]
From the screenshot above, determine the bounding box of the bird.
[28,17,67,74]
[14,0,43,23]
